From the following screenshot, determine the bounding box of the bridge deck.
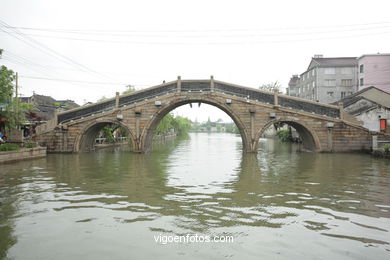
[57,79,340,124]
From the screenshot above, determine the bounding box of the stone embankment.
[0,146,47,164]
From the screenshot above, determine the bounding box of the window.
[360,64,364,73]
[341,79,353,86]
[324,79,336,86]
[341,67,352,74]
[341,92,346,98]
[312,70,315,76]
[324,68,336,74]
[360,78,364,86]
[327,91,334,97]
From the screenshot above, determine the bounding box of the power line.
[2,28,390,45]
[0,19,114,81]
[19,75,150,87]
[4,20,390,34]
[2,24,390,40]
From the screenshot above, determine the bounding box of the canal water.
[1,133,389,259]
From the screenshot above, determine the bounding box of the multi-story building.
[288,55,358,104]
[358,53,390,93]
[287,75,299,97]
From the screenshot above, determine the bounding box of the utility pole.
[15,72,18,98]
[15,72,19,129]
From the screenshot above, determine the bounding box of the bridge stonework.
[34,78,385,153]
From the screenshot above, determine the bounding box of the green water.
[1,133,389,259]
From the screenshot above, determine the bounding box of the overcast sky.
[1,0,390,122]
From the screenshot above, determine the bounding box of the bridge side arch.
[139,96,251,153]
[255,117,322,152]
[74,119,136,152]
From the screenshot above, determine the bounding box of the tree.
[155,113,174,135]
[0,65,33,130]
[101,125,115,143]
[97,96,108,102]
[171,116,191,136]
[0,65,15,105]
[122,85,135,94]
[154,114,191,136]
[259,81,281,92]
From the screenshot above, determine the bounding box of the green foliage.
[0,65,33,130]
[259,81,281,92]
[102,126,115,143]
[0,65,15,105]
[116,127,128,137]
[97,96,108,102]
[190,120,240,134]
[53,102,61,108]
[24,142,37,148]
[276,129,292,142]
[155,113,174,135]
[171,116,192,136]
[0,143,20,151]
[122,85,135,94]
[224,122,240,134]
[384,144,390,152]
[154,114,191,136]
[3,100,34,129]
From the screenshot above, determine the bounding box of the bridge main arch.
[255,117,322,152]
[75,119,136,152]
[139,96,251,153]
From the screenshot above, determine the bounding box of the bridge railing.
[57,82,178,124]
[213,81,340,118]
[57,78,341,124]
[214,82,275,104]
[278,96,340,118]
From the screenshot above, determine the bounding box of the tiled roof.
[288,76,300,86]
[313,57,357,66]
[336,86,390,109]
[308,57,357,70]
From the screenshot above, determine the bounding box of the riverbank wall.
[153,133,177,144]
[94,141,130,150]
[0,146,47,164]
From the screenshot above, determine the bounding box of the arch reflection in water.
[1,134,390,259]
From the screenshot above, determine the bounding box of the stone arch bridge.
[35,77,378,153]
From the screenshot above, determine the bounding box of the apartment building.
[287,75,299,97]
[288,55,358,104]
[358,53,390,93]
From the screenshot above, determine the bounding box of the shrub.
[276,129,291,142]
[0,143,20,151]
[24,142,37,148]
[384,144,390,152]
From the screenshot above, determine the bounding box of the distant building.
[21,93,79,121]
[287,75,299,97]
[357,53,390,93]
[337,86,390,133]
[288,55,358,104]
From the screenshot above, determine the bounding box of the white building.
[340,87,390,133]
